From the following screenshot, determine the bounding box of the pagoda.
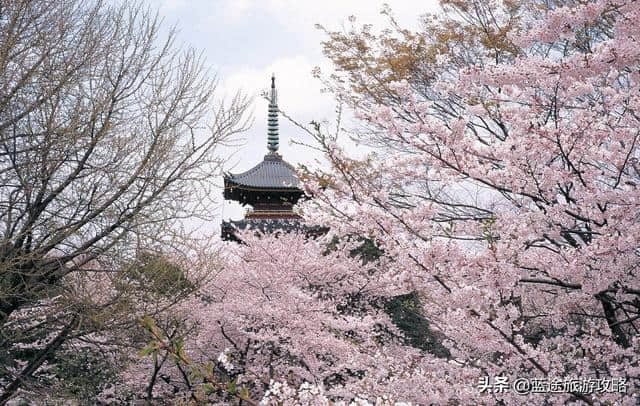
[221,75,315,241]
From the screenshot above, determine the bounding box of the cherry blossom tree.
[128,1,640,405]
[302,0,640,404]
[131,232,446,404]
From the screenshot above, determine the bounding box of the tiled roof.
[221,218,328,241]
[225,153,300,189]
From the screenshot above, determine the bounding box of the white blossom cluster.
[260,380,412,405]
[217,348,234,371]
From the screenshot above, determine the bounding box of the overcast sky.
[142,0,439,226]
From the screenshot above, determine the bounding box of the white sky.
[142,0,439,230]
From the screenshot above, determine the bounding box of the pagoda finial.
[267,74,279,153]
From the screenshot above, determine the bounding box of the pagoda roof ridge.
[224,152,300,190]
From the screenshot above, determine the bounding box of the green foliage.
[118,253,195,298]
[323,234,383,264]
[139,316,258,405]
[480,217,498,247]
[351,238,383,265]
[333,236,450,358]
[49,347,124,403]
[384,293,450,358]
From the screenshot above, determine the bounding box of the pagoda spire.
[267,74,279,153]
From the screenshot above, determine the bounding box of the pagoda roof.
[224,153,300,190]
